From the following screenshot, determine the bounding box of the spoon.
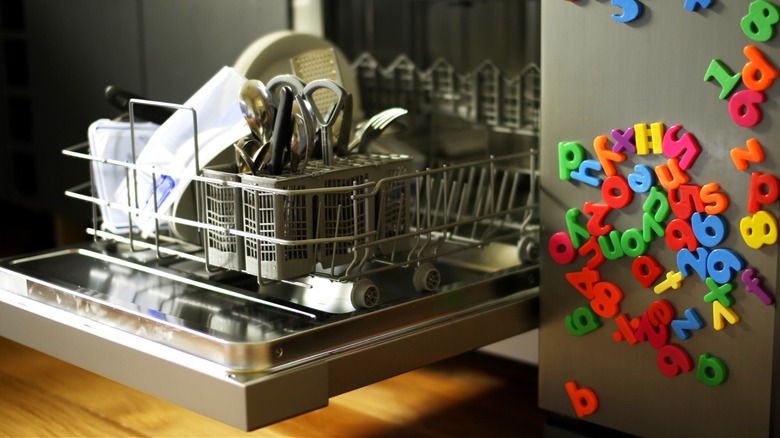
[292,94,317,173]
[234,136,259,174]
[239,79,274,143]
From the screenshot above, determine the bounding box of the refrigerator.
[539,1,780,436]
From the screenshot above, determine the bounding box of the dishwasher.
[0,1,541,431]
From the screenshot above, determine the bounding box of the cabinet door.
[24,0,144,216]
[140,0,288,103]
[11,0,288,217]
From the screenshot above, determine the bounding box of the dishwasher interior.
[0,0,541,430]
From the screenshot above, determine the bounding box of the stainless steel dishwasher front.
[0,244,537,430]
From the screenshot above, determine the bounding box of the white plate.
[169,124,247,243]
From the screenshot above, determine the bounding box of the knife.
[104,85,174,125]
[268,86,294,176]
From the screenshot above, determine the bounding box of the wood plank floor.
[0,336,546,437]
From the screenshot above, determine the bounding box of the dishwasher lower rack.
[64,137,539,310]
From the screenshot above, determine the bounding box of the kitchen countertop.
[0,336,545,437]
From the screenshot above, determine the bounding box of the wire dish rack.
[63,58,540,310]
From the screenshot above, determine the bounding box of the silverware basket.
[62,54,540,308]
[237,154,412,280]
[202,163,244,272]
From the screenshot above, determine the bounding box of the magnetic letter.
[643,186,671,223]
[566,208,591,249]
[642,212,666,243]
[654,270,684,295]
[731,138,765,171]
[559,141,586,181]
[742,267,776,305]
[669,184,704,220]
[703,277,735,307]
[613,314,640,345]
[662,125,701,170]
[565,381,599,418]
[700,183,730,215]
[742,45,778,91]
[602,175,633,209]
[657,344,694,377]
[747,172,780,214]
[728,90,766,128]
[656,158,690,191]
[647,299,675,327]
[583,202,613,237]
[611,127,636,153]
[697,354,728,386]
[593,135,625,177]
[579,237,606,269]
[611,0,643,23]
[666,219,698,252]
[621,228,648,258]
[684,0,713,11]
[565,306,602,336]
[628,164,656,194]
[549,231,577,264]
[632,255,663,288]
[671,308,705,341]
[635,122,664,155]
[598,230,624,260]
[570,159,604,187]
[712,300,740,330]
[635,312,669,348]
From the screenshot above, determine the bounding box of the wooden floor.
[0,336,547,437]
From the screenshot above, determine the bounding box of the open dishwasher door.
[0,241,538,430]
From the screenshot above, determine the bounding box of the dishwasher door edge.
[0,284,538,431]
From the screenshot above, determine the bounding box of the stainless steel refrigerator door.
[540,2,780,436]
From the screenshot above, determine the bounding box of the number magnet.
[740,210,778,249]
[741,0,780,42]
[704,59,742,100]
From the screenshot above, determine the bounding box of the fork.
[347,107,409,154]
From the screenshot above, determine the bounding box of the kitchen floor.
[0,335,547,437]
[0,203,628,437]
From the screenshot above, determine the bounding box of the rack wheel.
[351,279,380,309]
[413,262,441,291]
[518,234,540,264]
